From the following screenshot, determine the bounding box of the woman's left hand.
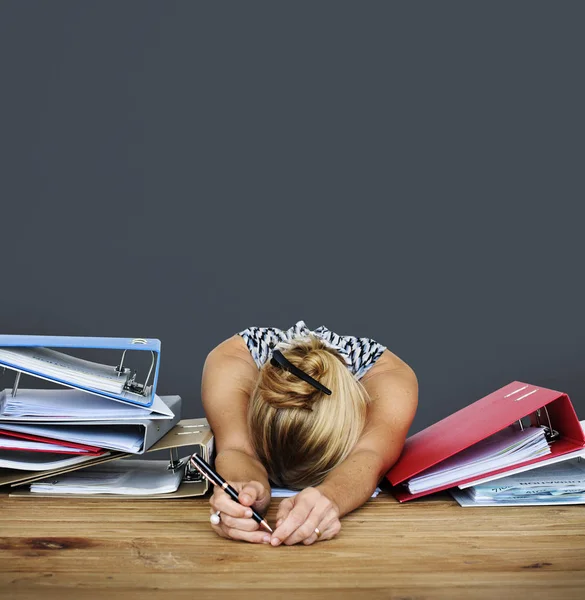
[270,487,341,546]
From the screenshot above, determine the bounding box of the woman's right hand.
[209,480,272,543]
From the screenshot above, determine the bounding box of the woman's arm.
[202,335,268,485]
[270,349,418,546]
[317,350,418,515]
[201,335,272,543]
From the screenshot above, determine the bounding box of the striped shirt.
[238,320,386,380]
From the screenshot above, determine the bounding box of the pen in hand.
[189,453,273,534]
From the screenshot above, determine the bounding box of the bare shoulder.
[361,349,418,405]
[361,348,416,380]
[204,334,259,397]
[209,334,254,362]
[358,349,418,445]
[202,334,260,455]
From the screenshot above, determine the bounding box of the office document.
[406,426,550,494]
[387,381,585,502]
[29,459,184,496]
[451,457,585,506]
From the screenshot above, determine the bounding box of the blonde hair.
[247,335,371,489]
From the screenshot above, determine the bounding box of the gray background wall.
[1,1,584,434]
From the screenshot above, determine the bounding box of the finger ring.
[314,527,321,538]
[210,511,221,525]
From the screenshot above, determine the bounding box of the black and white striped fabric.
[238,320,386,380]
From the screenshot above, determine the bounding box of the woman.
[201,320,418,546]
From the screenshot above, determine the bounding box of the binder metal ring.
[514,406,559,443]
[115,349,156,397]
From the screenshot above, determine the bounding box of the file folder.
[7,417,214,499]
[0,395,181,485]
[0,428,103,454]
[51,393,183,453]
[457,419,585,490]
[0,451,122,488]
[0,335,161,408]
[386,381,585,502]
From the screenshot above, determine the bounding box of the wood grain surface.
[1,490,584,600]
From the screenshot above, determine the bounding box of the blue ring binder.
[0,335,161,408]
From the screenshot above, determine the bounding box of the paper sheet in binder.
[458,419,585,489]
[271,487,382,498]
[451,457,585,506]
[29,459,184,496]
[406,426,551,494]
[0,347,129,394]
[0,388,174,420]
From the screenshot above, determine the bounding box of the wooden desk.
[1,490,584,600]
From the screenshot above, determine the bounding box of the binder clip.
[115,340,156,397]
[167,447,204,483]
[535,407,560,442]
[515,406,559,443]
[183,455,205,483]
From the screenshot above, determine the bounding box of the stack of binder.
[451,456,585,506]
[386,381,585,506]
[0,335,214,499]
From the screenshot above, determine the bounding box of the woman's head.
[247,335,370,489]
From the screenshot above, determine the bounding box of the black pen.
[189,453,273,533]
